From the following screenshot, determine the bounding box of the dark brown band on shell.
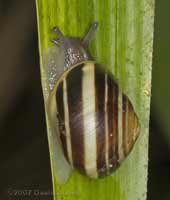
[66,65,85,173]
[95,65,106,177]
[123,95,128,156]
[107,77,119,172]
[55,81,69,161]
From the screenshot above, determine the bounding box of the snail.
[47,22,140,184]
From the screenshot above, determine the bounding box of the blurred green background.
[0,0,169,199]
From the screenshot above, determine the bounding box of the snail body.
[47,22,140,183]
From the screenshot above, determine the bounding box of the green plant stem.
[36,0,154,199]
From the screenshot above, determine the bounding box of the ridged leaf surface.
[36,0,154,199]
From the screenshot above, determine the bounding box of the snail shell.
[47,22,140,183]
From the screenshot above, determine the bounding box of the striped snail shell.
[47,22,140,183]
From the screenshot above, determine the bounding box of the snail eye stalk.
[83,22,99,48]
